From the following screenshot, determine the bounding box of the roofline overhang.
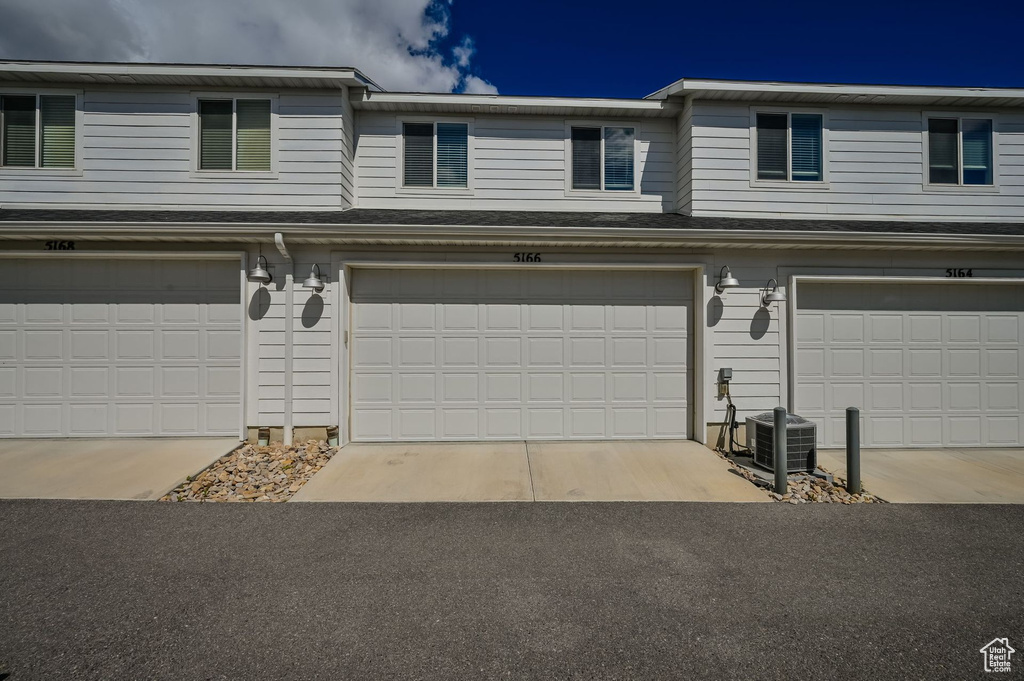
[646,78,1024,105]
[2,222,1022,251]
[352,89,678,116]
[0,60,383,91]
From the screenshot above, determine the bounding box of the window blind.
[604,127,635,191]
[436,122,468,188]
[756,113,788,180]
[2,95,37,167]
[199,99,233,170]
[571,127,601,190]
[928,118,959,184]
[39,95,76,168]
[236,99,271,171]
[403,122,434,187]
[961,119,992,185]
[790,114,822,181]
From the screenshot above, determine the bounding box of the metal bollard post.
[773,406,787,494]
[846,407,861,494]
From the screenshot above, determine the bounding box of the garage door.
[350,268,692,441]
[796,282,1023,447]
[0,258,242,437]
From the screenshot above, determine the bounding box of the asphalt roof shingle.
[1,208,1023,236]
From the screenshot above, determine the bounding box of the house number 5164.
[946,268,973,278]
[513,252,542,262]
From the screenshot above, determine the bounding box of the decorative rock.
[160,440,339,503]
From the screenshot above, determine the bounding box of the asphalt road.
[0,501,1021,680]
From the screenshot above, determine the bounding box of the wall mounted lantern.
[714,265,740,294]
[247,254,272,285]
[302,264,326,293]
[761,278,787,307]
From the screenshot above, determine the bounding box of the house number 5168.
[513,252,542,262]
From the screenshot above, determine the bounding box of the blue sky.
[1,0,1021,95]
[449,0,1024,97]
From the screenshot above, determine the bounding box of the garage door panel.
[0,259,241,437]
[350,269,692,442]
[797,282,1023,447]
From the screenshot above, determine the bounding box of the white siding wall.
[247,248,335,429]
[689,101,1024,220]
[354,113,676,211]
[705,249,1024,426]
[0,89,350,210]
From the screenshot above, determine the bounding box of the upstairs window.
[755,112,823,182]
[571,126,635,191]
[402,121,468,188]
[0,94,76,169]
[198,98,272,171]
[928,117,993,186]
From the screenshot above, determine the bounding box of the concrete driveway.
[0,438,239,500]
[818,447,1024,503]
[293,440,768,502]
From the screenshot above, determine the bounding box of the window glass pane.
[928,118,959,184]
[403,122,434,187]
[2,95,37,167]
[604,127,635,190]
[791,113,822,181]
[571,127,601,190]
[962,119,992,185]
[236,99,271,171]
[199,99,233,170]
[756,113,788,180]
[40,95,76,169]
[436,122,468,188]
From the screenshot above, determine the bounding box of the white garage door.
[0,258,242,437]
[796,282,1023,447]
[350,268,692,441]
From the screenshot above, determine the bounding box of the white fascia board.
[0,61,381,89]
[353,90,673,115]
[3,222,1024,250]
[647,78,1024,103]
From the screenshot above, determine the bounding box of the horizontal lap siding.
[354,113,675,211]
[0,90,348,210]
[690,102,1024,220]
[251,250,336,429]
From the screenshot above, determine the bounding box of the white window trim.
[922,111,999,192]
[748,107,830,189]
[190,92,279,180]
[0,89,84,177]
[564,120,642,197]
[396,117,474,195]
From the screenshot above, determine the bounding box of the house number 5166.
[513,252,542,262]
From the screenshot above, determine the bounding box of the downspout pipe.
[274,233,294,446]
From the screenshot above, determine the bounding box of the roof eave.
[2,222,1023,251]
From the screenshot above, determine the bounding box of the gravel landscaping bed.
[717,449,883,504]
[161,440,338,502]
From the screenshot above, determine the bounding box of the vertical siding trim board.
[334,255,711,446]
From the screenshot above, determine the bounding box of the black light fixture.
[302,264,325,293]
[714,265,740,294]
[761,278,787,307]
[247,254,272,285]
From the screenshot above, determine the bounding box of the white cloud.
[0,0,496,93]
[462,74,499,95]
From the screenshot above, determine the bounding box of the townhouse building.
[1,61,1022,450]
